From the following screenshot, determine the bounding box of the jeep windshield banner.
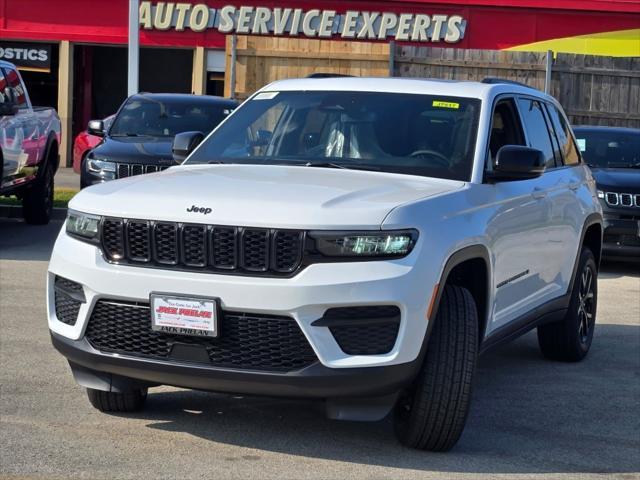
[0,42,52,72]
[139,2,466,43]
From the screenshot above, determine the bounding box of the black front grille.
[53,276,85,326]
[85,300,318,372]
[100,218,305,276]
[116,164,170,179]
[319,306,401,355]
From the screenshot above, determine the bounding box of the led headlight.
[311,230,418,258]
[597,190,604,199]
[66,210,101,243]
[86,157,116,179]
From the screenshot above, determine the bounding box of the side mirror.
[87,119,105,137]
[172,131,204,163]
[0,101,18,116]
[488,145,546,181]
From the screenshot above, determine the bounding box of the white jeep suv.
[48,77,602,451]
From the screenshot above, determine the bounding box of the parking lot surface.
[1,218,639,480]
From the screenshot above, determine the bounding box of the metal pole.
[544,49,553,94]
[127,0,140,96]
[229,34,237,100]
[388,40,395,77]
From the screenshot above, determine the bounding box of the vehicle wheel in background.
[23,161,54,225]
[86,388,148,413]
[394,284,478,451]
[537,247,598,362]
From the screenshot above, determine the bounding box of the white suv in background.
[48,77,602,451]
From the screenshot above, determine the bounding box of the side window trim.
[540,102,562,168]
[516,94,558,170]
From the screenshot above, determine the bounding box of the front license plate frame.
[150,293,219,338]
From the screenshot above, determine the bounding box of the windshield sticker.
[432,100,460,109]
[576,138,586,152]
[254,92,279,100]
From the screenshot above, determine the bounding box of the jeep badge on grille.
[186,205,212,214]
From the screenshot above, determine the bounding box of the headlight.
[310,230,418,258]
[86,157,116,178]
[66,210,101,243]
[597,190,604,199]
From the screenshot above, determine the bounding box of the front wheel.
[537,247,598,362]
[394,285,478,451]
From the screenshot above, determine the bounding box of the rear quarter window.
[547,105,581,166]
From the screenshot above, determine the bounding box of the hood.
[91,136,174,165]
[591,167,640,192]
[70,164,464,229]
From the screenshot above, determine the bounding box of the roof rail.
[481,77,537,90]
[306,73,355,79]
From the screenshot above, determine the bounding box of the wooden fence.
[224,35,389,99]
[394,46,640,128]
[224,36,640,128]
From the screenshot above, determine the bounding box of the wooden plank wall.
[224,37,639,128]
[395,46,640,128]
[224,35,389,99]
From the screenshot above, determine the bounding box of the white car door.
[484,97,559,334]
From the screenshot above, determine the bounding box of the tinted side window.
[517,98,556,168]
[547,104,581,165]
[1,67,27,108]
[488,98,525,162]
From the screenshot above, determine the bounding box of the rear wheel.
[86,388,148,413]
[23,161,54,225]
[394,285,478,451]
[537,247,597,362]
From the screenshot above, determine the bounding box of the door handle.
[531,187,547,200]
[568,181,580,191]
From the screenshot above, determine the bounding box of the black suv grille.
[116,163,168,179]
[85,300,318,372]
[100,218,305,276]
[53,276,85,326]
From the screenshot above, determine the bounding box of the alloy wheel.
[577,265,595,344]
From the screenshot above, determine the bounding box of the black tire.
[23,161,54,225]
[394,285,478,451]
[537,247,598,362]
[86,388,148,413]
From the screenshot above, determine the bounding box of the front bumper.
[51,332,420,398]
[602,215,640,259]
[48,228,439,373]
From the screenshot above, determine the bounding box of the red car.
[72,115,113,174]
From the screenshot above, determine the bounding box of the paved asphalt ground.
[55,167,80,190]
[1,218,638,480]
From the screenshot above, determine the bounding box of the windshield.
[110,97,233,138]
[185,91,481,181]
[574,129,640,168]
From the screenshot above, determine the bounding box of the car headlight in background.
[66,210,100,243]
[310,230,418,257]
[597,190,604,199]
[86,157,116,179]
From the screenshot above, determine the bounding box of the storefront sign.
[139,2,466,43]
[0,42,52,72]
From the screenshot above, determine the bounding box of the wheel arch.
[430,245,492,346]
[41,131,60,176]
[568,213,603,294]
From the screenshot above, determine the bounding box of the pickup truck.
[48,77,602,451]
[0,60,61,224]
